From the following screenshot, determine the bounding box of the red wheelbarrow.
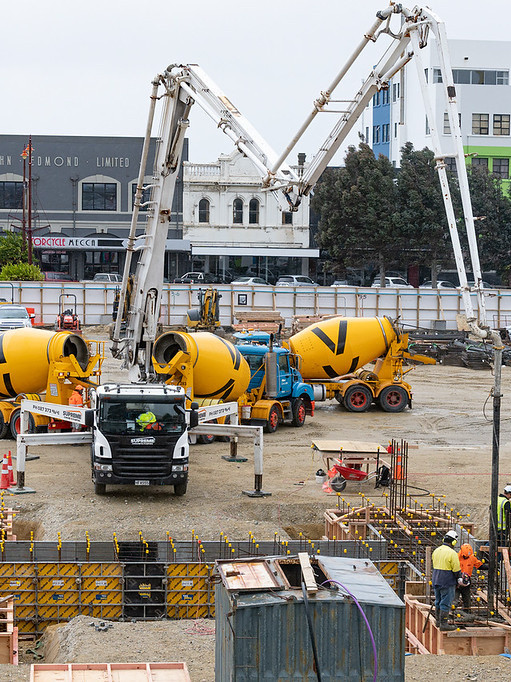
[329,461,391,492]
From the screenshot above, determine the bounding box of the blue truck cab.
[234,331,314,432]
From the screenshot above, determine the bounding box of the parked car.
[420,280,457,289]
[231,276,270,286]
[92,273,122,283]
[467,280,495,290]
[0,304,34,331]
[331,279,359,287]
[44,272,75,282]
[174,272,219,284]
[275,275,318,287]
[371,276,413,288]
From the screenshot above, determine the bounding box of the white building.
[361,39,511,190]
[182,150,318,282]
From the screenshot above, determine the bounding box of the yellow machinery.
[186,288,221,332]
[0,327,103,438]
[286,316,434,412]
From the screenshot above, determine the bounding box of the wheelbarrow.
[329,462,391,492]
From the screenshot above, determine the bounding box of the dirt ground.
[5,326,511,679]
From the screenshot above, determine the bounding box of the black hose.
[301,581,322,682]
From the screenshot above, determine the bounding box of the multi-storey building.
[361,39,511,191]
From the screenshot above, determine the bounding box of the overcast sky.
[2,0,509,166]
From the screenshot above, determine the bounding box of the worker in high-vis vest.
[497,485,511,547]
[136,411,157,431]
[432,530,461,631]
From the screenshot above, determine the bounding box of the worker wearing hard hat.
[432,530,461,631]
[136,411,159,431]
[69,385,85,435]
[497,485,511,547]
[456,544,483,613]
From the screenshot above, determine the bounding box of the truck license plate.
[135,480,150,486]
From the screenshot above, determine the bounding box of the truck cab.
[235,331,314,432]
[91,384,196,496]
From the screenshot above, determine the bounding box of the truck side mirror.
[189,402,199,429]
[84,409,95,428]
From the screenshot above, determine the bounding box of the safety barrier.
[4,280,511,330]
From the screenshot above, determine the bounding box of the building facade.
[361,39,511,191]
[182,151,317,283]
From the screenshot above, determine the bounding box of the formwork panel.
[169,604,210,619]
[37,605,80,620]
[80,562,122,577]
[37,563,80,577]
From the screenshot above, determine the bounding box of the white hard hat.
[504,485,511,493]
[445,530,458,542]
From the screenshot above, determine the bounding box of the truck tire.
[264,405,280,433]
[9,409,35,439]
[291,398,306,427]
[94,482,107,495]
[379,385,408,413]
[0,413,8,440]
[174,482,187,496]
[197,434,216,444]
[343,385,372,413]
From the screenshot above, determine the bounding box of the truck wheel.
[379,386,408,413]
[94,482,107,495]
[9,410,35,439]
[343,385,372,413]
[197,434,216,444]
[264,405,280,433]
[291,398,306,427]
[330,474,347,492]
[0,413,8,440]
[174,482,187,496]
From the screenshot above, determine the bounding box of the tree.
[396,143,452,283]
[0,233,29,269]
[312,143,403,283]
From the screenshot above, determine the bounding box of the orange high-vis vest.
[69,390,83,407]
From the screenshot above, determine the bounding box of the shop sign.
[32,236,99,250]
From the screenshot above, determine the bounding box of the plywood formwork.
[405,595,511,655]
[0,596,18,664]
[30,662,191,681]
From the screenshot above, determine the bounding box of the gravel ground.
[3,326,511,678]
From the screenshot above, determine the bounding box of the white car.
[420,280,457,289]
[276,275,318,286]
[0,304,34,331]
[231,276,270,286]
[371,276,413,288]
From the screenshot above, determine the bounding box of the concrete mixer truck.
[0,327,103,438]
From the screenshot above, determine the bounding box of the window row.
[444,156,511,179]
[432,68,509,86]
[372,84,402,108]
[472,113,510,136]
[372,123,390,144]
[197,197,294,226]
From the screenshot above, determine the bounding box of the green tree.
[0,263,43,281]
[397,143,452,283]
[0,233,29,269]
[312,143,403,283]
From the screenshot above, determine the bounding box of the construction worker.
[69,385,84,433]
[432,529,461,631]
[497,484,511,547]
[456,543,483,612]
[136,410,157,431]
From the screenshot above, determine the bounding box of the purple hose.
[321,579,378,682]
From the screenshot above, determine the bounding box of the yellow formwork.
[166,563,213,619]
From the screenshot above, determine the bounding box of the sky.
[2,0,510,166]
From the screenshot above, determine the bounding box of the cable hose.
[321,579,378,682]
[406,484,431,497]
[301,582,322,682]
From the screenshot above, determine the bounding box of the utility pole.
[27,135,33,265]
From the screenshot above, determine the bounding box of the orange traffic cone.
[0,454,9,490]
[7,451,15,486]
[394,451,403,481]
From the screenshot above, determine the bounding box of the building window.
[0,181,23,209]
[443,112,461,135]
[472,113,489,135]
[450,69,509,85]
[382,123,390,143]
[445,157,457,173]
[82,183,117,211]
[249,198,259,224]
[198,198,210,223]
[382,89,390,105]
[424,68,428,83]
[492,158,509,179]
[131,184,151,211]
[472,157,489,169]
[233,198,243,224]
[365,126,369,143]
[425,116,430,135]
[394,122,398,138]
[373,125,380,144]
[493,114,510,136]
[433,69,443,84]
[373,92,380,106]
[282,211,293,225]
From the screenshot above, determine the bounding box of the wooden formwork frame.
[30,662,191,681]
[405,595,511,655]
[0,597,18,664]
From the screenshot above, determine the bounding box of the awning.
[191,246,319,258]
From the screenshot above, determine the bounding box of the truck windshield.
[100,398,186,434]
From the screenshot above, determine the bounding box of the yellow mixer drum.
[153,331,251,401]
[0,327,89,398]
[288,316,397,380]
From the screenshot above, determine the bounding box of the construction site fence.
[4,281,511,330]
[0,541,418,636]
